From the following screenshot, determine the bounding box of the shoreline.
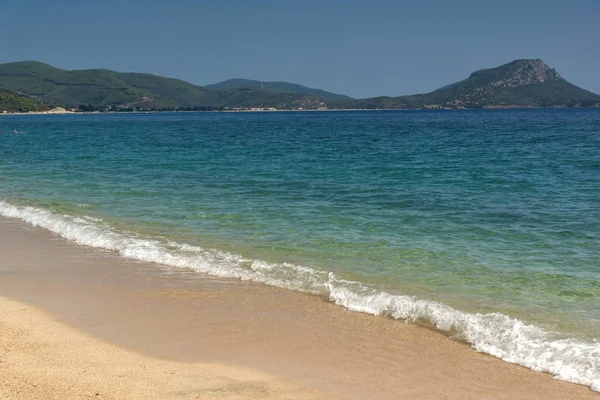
[1,106,599,116]
[0,216,598,399]
[0,107,74,116]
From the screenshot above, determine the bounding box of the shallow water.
[1,109,599,389]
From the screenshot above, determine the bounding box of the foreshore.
[0,216,597,400]
[3,106,595,116]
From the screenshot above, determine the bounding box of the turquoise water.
[1,110,599,388]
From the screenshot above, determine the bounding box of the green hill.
[0,87,48,113]
[335,59,600,109]
[0,61,329,110]
[206,78,352,101]
[0,61,219,108]
[1,59,598,111]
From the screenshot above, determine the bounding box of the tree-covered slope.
[206,78,352,101]
[0,61,329,109]
[1,59,598,110]
[0,87,48,113]
[212,87,325,109]
[0,61,219,108]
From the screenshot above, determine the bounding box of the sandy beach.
[0,296,326,400]
[0,216,597,400]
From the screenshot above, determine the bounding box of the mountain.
[335,59,600,109]
[0,87,48,113]
[205,79,352,101]
[0,59,598,111]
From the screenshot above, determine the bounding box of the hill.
[0,87,49,113]
[0,61,219,109]
[0,61,329,110]
[335,59,600,109]
[206,79,352,101]
[0,59,598,111]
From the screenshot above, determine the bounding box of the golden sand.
[0,217,597,399]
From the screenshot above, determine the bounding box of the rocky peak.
[470,59,563,88]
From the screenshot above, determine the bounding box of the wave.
[0,200,598,391]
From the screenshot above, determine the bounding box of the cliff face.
[339,59,600,109]
[471,59,562,88]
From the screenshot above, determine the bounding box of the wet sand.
[0,216,597,399]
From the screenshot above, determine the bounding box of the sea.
[0,109,599,390]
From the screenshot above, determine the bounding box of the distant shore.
[1,105,599,116]
[0,107,74,116]
[0,216,597,400]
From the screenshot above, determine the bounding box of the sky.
[0,0,598,99]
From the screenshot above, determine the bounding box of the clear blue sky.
[1,0,598,98]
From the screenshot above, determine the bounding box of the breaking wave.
[1,200,598,391]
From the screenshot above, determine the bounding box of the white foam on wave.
[328,278,600,391]
[1,200,598,391]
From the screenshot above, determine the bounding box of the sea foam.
[1,200,598,391]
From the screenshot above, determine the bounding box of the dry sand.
[0,216,598,400]
[0,296,326,400]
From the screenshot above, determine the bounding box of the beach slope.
[0,217,597,399]
[0,295,326,400]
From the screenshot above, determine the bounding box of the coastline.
[1,106,599,116]
[0,107,74,116]
[0,216,597,399]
